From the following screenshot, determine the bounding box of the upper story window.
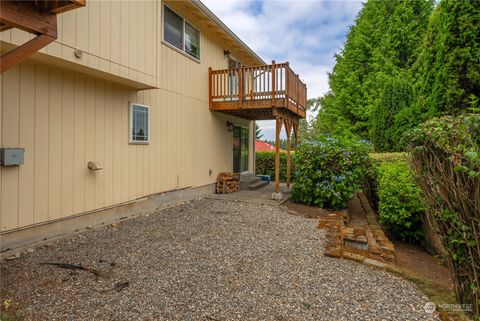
[130,103,149,144]
[163,6,200,60]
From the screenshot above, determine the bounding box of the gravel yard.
[1,199,437,321]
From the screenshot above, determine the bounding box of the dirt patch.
[394,241,454,290]
[284,198,454,292]
[283,200,334,218]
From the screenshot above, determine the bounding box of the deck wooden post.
[285,119,292,189]
[275,116,282,193]
[293,122,298,172]
[271,60,276,107]
[285,62,289,107]
[296,73,300,114]
[238,68,243,108]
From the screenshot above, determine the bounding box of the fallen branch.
[40,262,112,278]
[114,281,129,292]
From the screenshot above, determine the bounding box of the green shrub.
[376,160,426,243]
[255,151,288,182]
[405,114,480,317]
[291,136,372,209]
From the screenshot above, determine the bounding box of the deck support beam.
[274,116,283,194]
[292,122,298,173]
[284,118,292,189]
[272,108,300,198]
[0,0,85,73]
[0,34,56,73]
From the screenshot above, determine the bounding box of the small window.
[163,6,200,60]
[130,103,149,144]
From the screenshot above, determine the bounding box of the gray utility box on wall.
[0,148,25,166]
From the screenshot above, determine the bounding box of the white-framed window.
[163,5,200,60]
[130,103,150,144]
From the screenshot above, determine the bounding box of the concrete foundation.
[271,192,283,200]
[0,184,215,252]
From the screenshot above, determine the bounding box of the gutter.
[191,0,266,65]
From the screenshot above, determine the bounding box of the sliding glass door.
[233,125,249,173]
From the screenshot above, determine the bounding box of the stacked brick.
[321,211,348,258]
[320,193,395,264]
[358,193,395,262]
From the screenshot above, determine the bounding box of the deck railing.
[209,61,307,116]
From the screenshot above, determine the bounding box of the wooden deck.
[0,0,86,73]
[209,62,307,120]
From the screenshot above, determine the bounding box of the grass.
[385,264,471,321]
[0,312,24,321]
[369,152,409,169]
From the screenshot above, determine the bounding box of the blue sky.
[202,0,363,141]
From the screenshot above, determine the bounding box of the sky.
[202,0,363,141]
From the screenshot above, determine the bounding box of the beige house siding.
[0,0,157,87]
[0,0,254,233]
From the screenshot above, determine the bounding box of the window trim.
[129,102,150,145]
[162,5,201,61]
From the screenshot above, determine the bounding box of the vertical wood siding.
[0,1,253,232]
[0,0,157,87]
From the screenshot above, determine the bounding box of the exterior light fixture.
[74,49,83,59]
[224,50,231,58]
[226,121,234,131]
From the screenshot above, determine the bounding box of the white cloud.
[202,0,362,140]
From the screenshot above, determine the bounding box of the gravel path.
[1,199,437,321]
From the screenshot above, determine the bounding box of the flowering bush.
[291,136,372,209]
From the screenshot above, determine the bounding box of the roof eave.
[191,0,266,66]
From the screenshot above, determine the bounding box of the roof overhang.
[191,0,266,66]
[164,0,265,67]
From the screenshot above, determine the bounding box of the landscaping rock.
[0,199,437,321]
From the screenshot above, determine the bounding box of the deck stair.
[240,173,269,190]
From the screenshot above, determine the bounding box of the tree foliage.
[313,0,480,152]
[412,0,480,117]
[313,0,434,150]
[255,123,263,140]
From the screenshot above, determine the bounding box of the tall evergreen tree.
[412,0,480,117]
[314,0,433,149]
[255,123,263,140]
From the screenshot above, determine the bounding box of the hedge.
[255,151,288,182]
[373,157,426,243]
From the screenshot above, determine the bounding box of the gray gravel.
[1,199,438,321]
